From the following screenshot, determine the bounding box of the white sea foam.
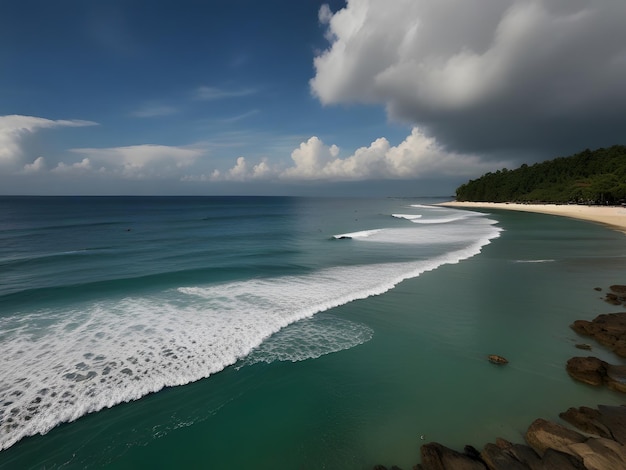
[334,217,498,245]
[409,204,438,209]
[333,229,383,239]
[0,209,502,451]
[513,259,555,263]
[242,316,373,365]
[391,214,423,221]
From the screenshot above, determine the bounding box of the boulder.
[566,356,626,392]
[559,406,612,439]
[566,357,607,386]
[605,363,626,392]
[525,418,587,456]
[480,442,528,470]
[570,313,626,357]
[597,405,626,445]
[420,442,486,470]
[604,293,622,306]
[539,449,586,470]
[568,437,626,469]
[503,444,544,469]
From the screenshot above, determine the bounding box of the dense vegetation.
[455,145,626,204]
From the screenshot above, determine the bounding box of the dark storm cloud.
[312,0,626,160]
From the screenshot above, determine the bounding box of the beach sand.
[438,202,626,234]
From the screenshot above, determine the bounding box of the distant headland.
[454,145,626,205]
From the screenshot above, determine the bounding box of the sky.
[1,0,626,196]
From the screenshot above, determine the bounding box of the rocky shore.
[374,286,626,470]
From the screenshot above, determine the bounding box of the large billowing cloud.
[205,127,510,182]
[311,0,626,156]
[0,115,96,166]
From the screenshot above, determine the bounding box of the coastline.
[438,201,626,234]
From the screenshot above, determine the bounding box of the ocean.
[0,196,625,469]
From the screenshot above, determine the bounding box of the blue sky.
[2,0,626,196]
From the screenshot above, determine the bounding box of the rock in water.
[488,354,508,365]
[525,418,587,455]
[566,356,626,392]
[571,312,626,357]
[420,442,486,470]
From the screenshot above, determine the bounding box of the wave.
[332,229,383,240]
[391,214,423,221]
[333,218,499,245]
[409,204,439,209]
[0,208,502,452]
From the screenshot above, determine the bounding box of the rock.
[568,437,626,469]
[561,404,626,446]
[420,442,486,470]
[605,363,626,392]
[539,449,586,470]
[604,293,622,305]
[480,442,528,470]
[525,418,587,456]
[575,343,592,350]
[566,357,607,386]
[504,444,544,469]
[566,356,626,392]
[373,466,388,470]
[594,287,603,291]
[488,354,508,365]
[463,445,483,461]
[597,405,626,445]
[610,285,626,294]
[560,406,613,439]
[571,313,626,356]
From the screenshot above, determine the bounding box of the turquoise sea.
[1,196,625,469]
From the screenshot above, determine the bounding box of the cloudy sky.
[2,0,625,196]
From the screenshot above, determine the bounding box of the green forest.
[455,145,626,204]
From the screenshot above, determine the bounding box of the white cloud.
[52,158,92,174]
[70,144,204,179]
[195,86,257,101]
[281,128,506,181]
[281,137,340,179]
[311,0,626,154]
[0,115,97,165]
[217,109,260,124]
[23,156,46,173]
[130,105,179,118]
[205,128,510,183]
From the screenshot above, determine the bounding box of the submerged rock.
[575,343,592,350]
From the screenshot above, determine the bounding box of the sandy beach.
[439,202,626,234]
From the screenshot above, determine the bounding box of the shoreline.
[437,201,626,234]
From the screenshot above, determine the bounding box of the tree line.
[455,145,626,204]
